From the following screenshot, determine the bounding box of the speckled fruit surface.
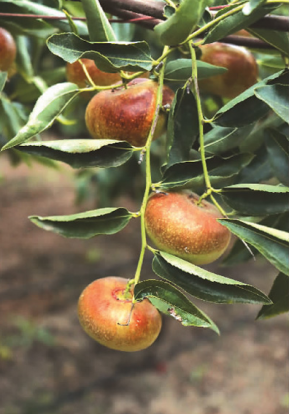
[85,78,174,147]
[145,191,231,265]
[78,277,162,352]
[199,42,258,99]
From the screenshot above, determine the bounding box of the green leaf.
[29,207,133,239]
[14,35,34,81]
[47,33,153,73]
[166,87,198,167]
[214,69,289,128]
[134,279,219,333]
[249,28,289,56]
[81,0,116,42]
[221,213,289,266]
[160,153,254,191]
[152,251,271,305]
[2,83,79,151]
[0,0,88,36]
[243,0,267,15]
[155,0,209,46]
[255,84,289,124]
[15,139,134,169]
[221,184,289,216]
[257,273,289,319]
[0,72,7,92]
[164,59,227,83]
[204,3,278,44]
[266,129,289,186]
[204,124,254,155]
[238,146,273,184]
[219,219,289,276]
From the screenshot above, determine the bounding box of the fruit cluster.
[71,44,259,352]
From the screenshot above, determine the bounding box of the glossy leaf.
[255,84,289,123]
[81,0,116,42]
[29,207,133,239]
[221,184,289,216]
[243,0,267,15]
[134,279,219,333]
[221,213,289,266]
[204,3,278,44]
[219,219,289,276]
[214,70,289,128]
[266,129,289,186]
[166,88,199,167]
[2,83,79,151]
[204,124,254,155]
[15,139,134,169]
[257,273,289,319]
[164,59,227,82]
[160,153,254,191]
[155,0,209,46]
[47,33,153,73]
[152,251,271,305]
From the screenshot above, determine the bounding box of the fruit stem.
[78,59,97,88]
[189,42,211,191]
[129,46,169,293]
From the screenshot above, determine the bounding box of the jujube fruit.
[145,190,231,265]
[78,276,162,352]
[198,42,258,99]
[0,27,16,72]
[85,78,175,147]
[66,58,122,87]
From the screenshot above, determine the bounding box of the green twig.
[128,46,169,295]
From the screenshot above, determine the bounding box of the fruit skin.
[145,190,231,265]
[78,276,162,352]
[66,58,122,88]
[0,27,16,72]
[85,78,175,147]
[199,42,258,99]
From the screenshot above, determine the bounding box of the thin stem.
[129,46,169,293]
[186,3,244,44]
[189,42,211,191]
[78,59,97,88]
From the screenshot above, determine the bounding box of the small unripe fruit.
[85,78,174,147]
[78,277,162,352]
[0,27,16,72]
[199,42,258,99]
[145,190,231,265]
[66,59,122,88]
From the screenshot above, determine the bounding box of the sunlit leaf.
[29,207,133,239]
[81,0,116,42]
[219,219,289,276]
[16,139,134,169]
[152,251,271,304]
[221,184,289,216]
[2,83,79,151]
[47,33,153,73]
[134,279,219,333]
[155,0,209,46]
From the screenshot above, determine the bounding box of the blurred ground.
[0,155,288,414]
